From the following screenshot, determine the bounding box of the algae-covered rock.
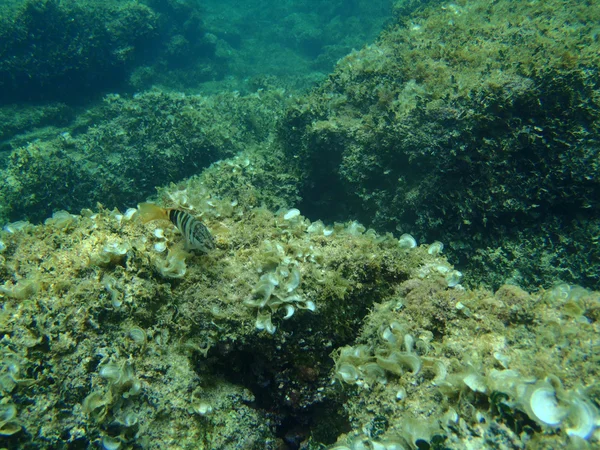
[0,151,598,448]
[329,278,600,448]
[0,0,159,103]
[0,89,290,224]
[277,0,600,291]
[0,172,462,447]
[0,1,599,448]
[0,103,74,150]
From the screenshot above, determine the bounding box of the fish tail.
[138,203,169,223]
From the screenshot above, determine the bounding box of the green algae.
[0,89,291,224]
[0,0,159,103]
[0,166,598,447]
[277,0,600,291]
[0,0,598,448]
[0,177,450,447]
[329,281,600,448]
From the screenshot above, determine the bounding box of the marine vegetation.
[277,0,600,291]
[4,0,599,292]
[0,89,290,224]
[0,163,598,448]
[0,0,159,103]
[0,0,394,103]
[0,0,598,449]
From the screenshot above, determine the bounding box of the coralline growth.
[0,166,597,448]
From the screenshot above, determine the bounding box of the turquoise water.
[0,0,599,448]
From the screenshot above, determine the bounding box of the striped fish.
[138,203,215,253]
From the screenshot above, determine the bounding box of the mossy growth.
[329,276,600,448]
[0,166,472,447]
[276,0,600,292]
[0,88,291,224]
[0,142,598,447]
[0,0,159,103]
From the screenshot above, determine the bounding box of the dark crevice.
[202,346,351,449]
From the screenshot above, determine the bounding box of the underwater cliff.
[0,0,599,449]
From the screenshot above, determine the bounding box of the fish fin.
[138,203,169,223]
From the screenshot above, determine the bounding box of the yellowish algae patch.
[0,175,462,448]
[0,176,597,448]
[330,282,600,449]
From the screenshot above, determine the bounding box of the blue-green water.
[0,0,598,448]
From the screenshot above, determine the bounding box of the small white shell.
[103,242,129,255]
[302,300,316,311]
[193,402,213,415]
[102,436,121,450]
[285,268,301,292]
[282,305,295,320]
[256,311,276,334]
[565,397,597,439]
[346,221,365,235]
[549,283,571,302]
[398,233,417,249]
[396,387,406,400]
[403,334,415,353]
[493,352,511,369]
[123,208,138,220]
[381,327,397,345]
[99,364,122,383]
[128,327,147,345]
[430,360,448,385]
[4,220,31,233]
[427,241,444,255]
[463,373,487,393]
[443,408,459,425]
[154,242,167,253]
[435,264,450,274]
[123,412,138,427]
[283,209,301,220]
[446,270,463,287]
[154,228,165,238]
[336,364,358,383]
[111,294,123,308]
[306,221,324,234]
[529,386,565,426]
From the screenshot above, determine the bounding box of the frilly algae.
[0,179,466,448]
[328,279,600,449]
[0,180,598,448]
